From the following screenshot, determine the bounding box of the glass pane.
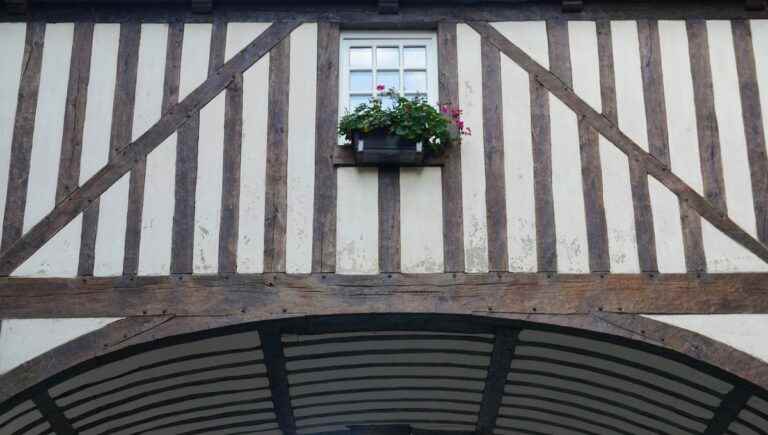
[404,70,427,93]
[404,46,427,69]
[350,94,371,109]
[376,47,399,69]
[350,47,372,69]
[350,71,373,93]
[376,71,400,93]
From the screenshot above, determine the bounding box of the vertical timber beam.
[32,391,76,435]
[260,327,297,435]
[437,22,465,272]
[476,329,518,434]
[702,385,753,434]
[379,167,401,273]
[312,22,340,273]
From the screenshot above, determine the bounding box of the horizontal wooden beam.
[1,272,767,317]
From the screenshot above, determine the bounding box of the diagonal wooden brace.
[0,21,302,276]
[470,21,768,265]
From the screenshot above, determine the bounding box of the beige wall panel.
[179,23,212,100]
[457,23,489,273]
[23,23,74,233]
[658,20,704,194]
[0,23,26,232]
[702,220,768,272]
[12,214,82,277]
[336,168,378,274]
[135,24,172,276]
[79,24,120,184]
[648,177,686,273]
[286,23,318,274]
[648,315,768,362]
[400,167,444,273]
[94,175,130,276]
[611,21,650,150]
[194,93,225,273]
[495,21,545,273]
[751,20,768,171]
[600,138,640,273]
[0,318,119,374]
[229,24,271,273]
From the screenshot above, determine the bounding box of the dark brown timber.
[530,77,556,272]
[263,36,291,273]
[57,23,96,275]
[2,273,768,318]
[379,167,401,273]
[733,19,768,245]
[437,22,465,272]
[1,22,44,253]
[120,22,144,275]
[312,22,340,273]
[0,21,301,275]
[687,19,727,212]
[219,75,243,273]
[260,328,297,435]
[476,329,518,434]
[597,21,658,272]
[468,22,768,264]
[482,37,508,272]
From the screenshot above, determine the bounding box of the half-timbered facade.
[2,0,768,433]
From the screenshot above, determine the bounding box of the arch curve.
[1,313,768,434]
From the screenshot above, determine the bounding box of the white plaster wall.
[647,315,768,363]
[0,318,120,374]
[400,167,444,273]
[336,168,379,274]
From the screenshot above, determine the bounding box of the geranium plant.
[338,85,470,154]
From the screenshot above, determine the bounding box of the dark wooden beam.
[702,384,754,434]
[0,21,301,277]
[746,0,766,11]
[31,391,76,435]
[562,0,583,12]
[470,21,768,266]
[190,0,213,14]
[2,272,768,317]
[260,327,297,435]
[4,0,27,14]
[378,0,399,14]
[476,329,518,434]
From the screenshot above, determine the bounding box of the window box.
[351,128,424,165]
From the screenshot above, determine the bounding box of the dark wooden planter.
[352,129,424,166]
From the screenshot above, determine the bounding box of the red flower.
[376,84,386,91]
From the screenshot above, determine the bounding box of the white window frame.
[338,31,439,143]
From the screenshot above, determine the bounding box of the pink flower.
[457,120,464,129]
[376,84,385,91]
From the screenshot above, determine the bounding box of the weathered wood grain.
[733,19,768,245]
[219,74,243,273]
[437,22,465,273]
[263,36,291,273]
[1,22,44,253]
[0,21,300,276]
[687,19,727,212]
[312,22,340,273]
[379,167,400,273]
[530,77,556,272]
[481,37,508,272]
[2,272,768,318]
[599,20,658,272]
[78,203,99,276]
[119,23,144,276]
[471,21,768,265]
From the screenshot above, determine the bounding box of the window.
[339,31,439,116]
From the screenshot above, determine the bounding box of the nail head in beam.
[5,0,27,14]
[378,0,399,14]
[746,0,767,11]
[562,0,584,12]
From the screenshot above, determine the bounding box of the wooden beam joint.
[32,391,76,435]
[702,384,754,434]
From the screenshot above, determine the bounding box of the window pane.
[350,94,371,109]
[376,47,399,69]
[350,47,372,69]
[404,46,426,69]
[376,71,400,93]
[350,71,373,93]
[404,70,427,93]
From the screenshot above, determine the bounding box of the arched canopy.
[1,314,768,435]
